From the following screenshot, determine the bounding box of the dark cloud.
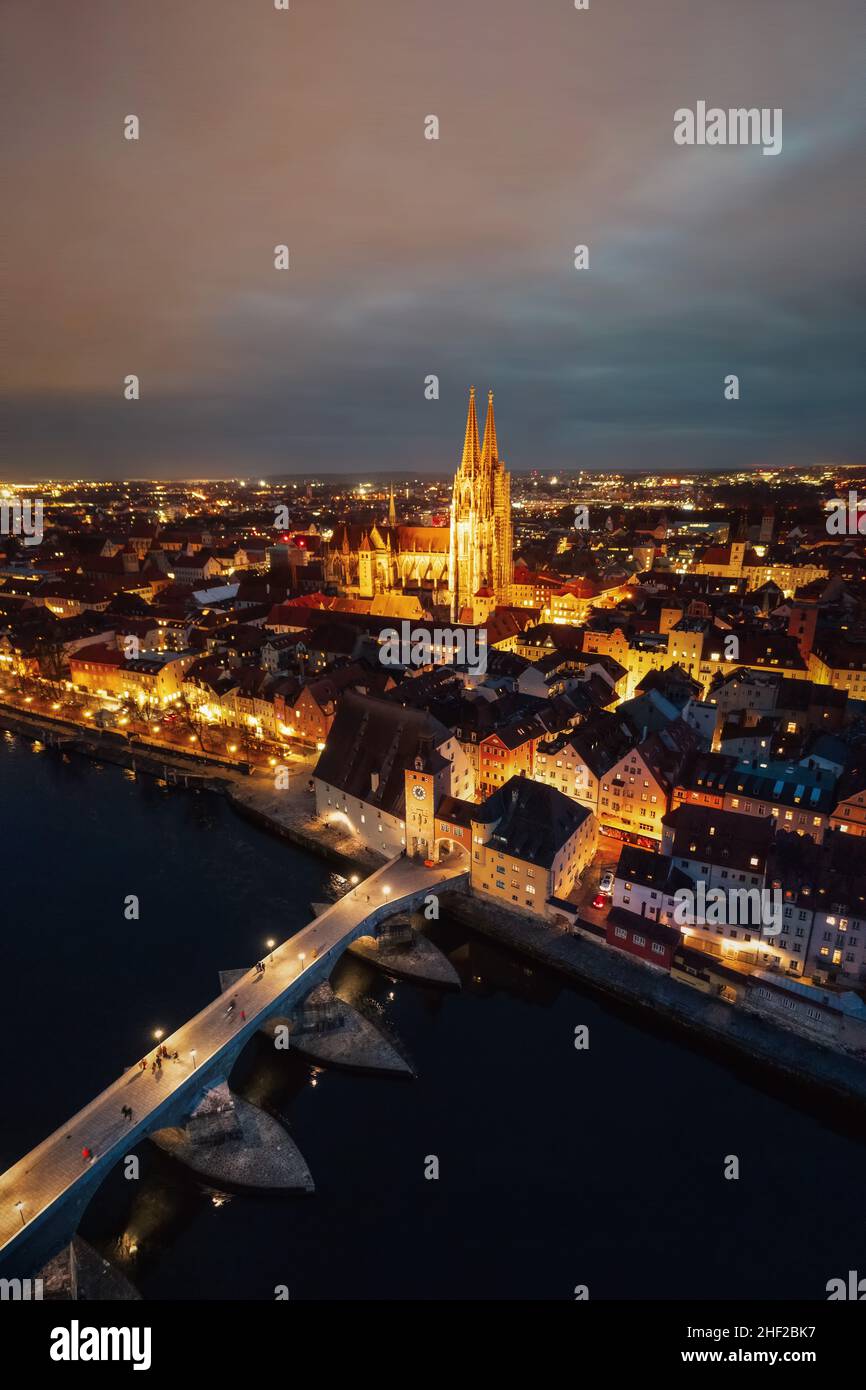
[3,0,865,477]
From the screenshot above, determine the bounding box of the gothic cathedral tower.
[449,388,513,622]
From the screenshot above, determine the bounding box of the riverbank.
[0,703,239,787]
[234,781,866,1107]
[226,779,382,875]
[6,699,866,1109]
[441,891,866,1108]
[0,700,372,864]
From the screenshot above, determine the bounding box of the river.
[1,730,863,1300]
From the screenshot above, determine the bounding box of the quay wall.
[441,892,866,1108]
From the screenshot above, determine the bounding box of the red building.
[605,907,682,969]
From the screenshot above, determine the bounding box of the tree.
[174,689,211,754]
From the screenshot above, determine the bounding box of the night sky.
[4,0,865,477]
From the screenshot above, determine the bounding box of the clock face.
[412,784,426,801]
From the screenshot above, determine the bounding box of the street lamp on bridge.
[14,1200,25,1227]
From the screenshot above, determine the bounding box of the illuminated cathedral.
[324,388,513,623]
[448,386,513,621]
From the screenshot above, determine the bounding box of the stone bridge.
[0,852,468,1278]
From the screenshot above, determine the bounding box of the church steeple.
[480,389,498,471]
[388,484,397,528]
[460,386,480,474]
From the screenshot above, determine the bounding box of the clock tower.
[404,757,436,859]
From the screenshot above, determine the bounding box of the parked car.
[598,871,615,895]
[591,893,606,910]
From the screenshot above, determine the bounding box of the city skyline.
[3,0,866,1339]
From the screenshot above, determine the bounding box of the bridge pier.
[150,1081,313,1193]
[39,1235,141,1301]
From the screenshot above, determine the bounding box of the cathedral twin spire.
[450,385,511,621]
[460,386,498,475]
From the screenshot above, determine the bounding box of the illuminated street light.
[382,885,391,898]
[14,1201,25,1228]
[190,1049,197,1069]
[153,1028,164,1042]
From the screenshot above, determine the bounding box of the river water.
[1,731,863,1300]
